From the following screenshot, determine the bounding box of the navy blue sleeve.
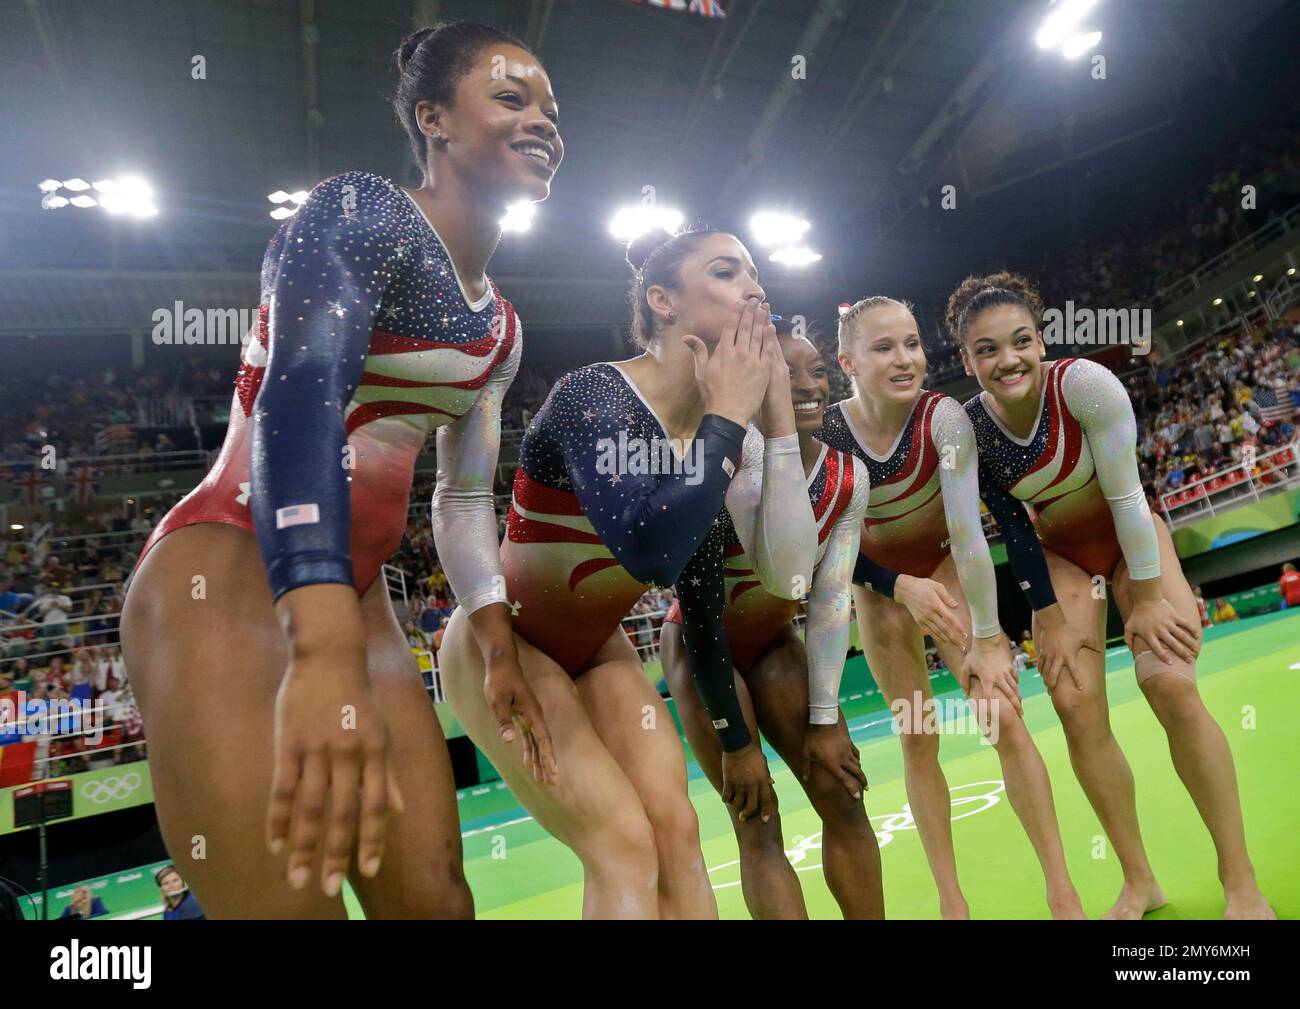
[674,522,752,752]
[250,172,401,601]
[558,383,747,587]
[979,475,1058,610]
[852,550,899,598]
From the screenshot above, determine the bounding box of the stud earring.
[667,311,677,322]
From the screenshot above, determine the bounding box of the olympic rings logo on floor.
[80,773,143,804]
[706,780,1006,889]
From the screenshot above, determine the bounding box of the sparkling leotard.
[965,357,1161,606]
[818,392,1002,637]
[502,362,792,677]
[132,172,517,611]
[664,442,868,723]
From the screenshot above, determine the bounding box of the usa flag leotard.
[132,171,518,612]
[664,441,868,725]
[818,392,1002,637]
[502,363,814,681]
[964,357,1161,609]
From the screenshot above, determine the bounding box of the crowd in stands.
[4,124,1300,789]
[1129,320,1300,504]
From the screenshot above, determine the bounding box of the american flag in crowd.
[624,0,726,17]
[1254,386,1297,424]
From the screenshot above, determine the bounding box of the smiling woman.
[118,21,564,919]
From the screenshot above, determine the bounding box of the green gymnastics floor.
[415,608,1300,920]
[27,609,1298,920]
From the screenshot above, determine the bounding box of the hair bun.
[398,26,438,71]
[625,227,674,274]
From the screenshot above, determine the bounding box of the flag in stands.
[1254,387,1295,424]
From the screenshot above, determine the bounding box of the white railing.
[1151,201,1300,312]
[383,564,409,607]
[0,450,210,478]
[1158,440,1300,529]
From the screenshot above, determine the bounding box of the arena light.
[1061,31,1102,58]
[9,524,23,531]
[1248,290,1256,298]
[609,204,684,243]
[769,246,822,267]
[38,174,156,216]
[1176,319,1184,327]
[1035,0,1100,51]
[1212,297,1224,306]
[749,211,810,248]
[267,189,309,219]
[1253,273,1264,282]
[501,201,536,233]
[1289,268,1297,276]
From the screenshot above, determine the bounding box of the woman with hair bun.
[440,227,817,918]
[818,296,1083,919]
[122,21,561,917]
[947,271,1273,919]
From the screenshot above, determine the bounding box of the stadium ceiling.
[0,0,1289,336]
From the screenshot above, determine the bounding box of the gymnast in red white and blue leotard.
[662,424,868,724]
[133,170,518,609]
[815,295,1084,920]
[502,361,811,692]
[946,271,1273,920]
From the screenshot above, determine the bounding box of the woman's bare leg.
[121,525,344,918]
[345,579,473,919]
[660,622,807,919]
[440,609,660,919]
[743,628,884,919]
[853,584,967,919]
[574,629,716,919]
[930,557,1083,918]
[1035,549,1164,920]
[1111,519,1274,919]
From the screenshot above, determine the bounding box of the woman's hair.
[625,226,725,349]
[836,295,915,355]
[390,21,535,170]
[943,271,1044,345]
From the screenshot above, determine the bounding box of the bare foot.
[1224,888,1276,920]
[1048,890,1088,920]
[1102,880,1167,920]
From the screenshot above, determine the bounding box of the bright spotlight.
[1035,0,1099,51]
[1212,297,1224,306]
[750,211,810,248]
[267,191,291,204]
[38,179,61,192]
[70,195,98,208]
[501,201,536,233]
[769,246,822,266]
[609,204,684,243]
[270,207,295,221]
[1061,31,1102,58]
[62,178,91,191]
[1176,320,1184,327]
[1252,274,1263,282]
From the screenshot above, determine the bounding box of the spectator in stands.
[1280,563,1300,610]
[58,885,108,919]
[155,866,205,921]
[1211,597,1239,624]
